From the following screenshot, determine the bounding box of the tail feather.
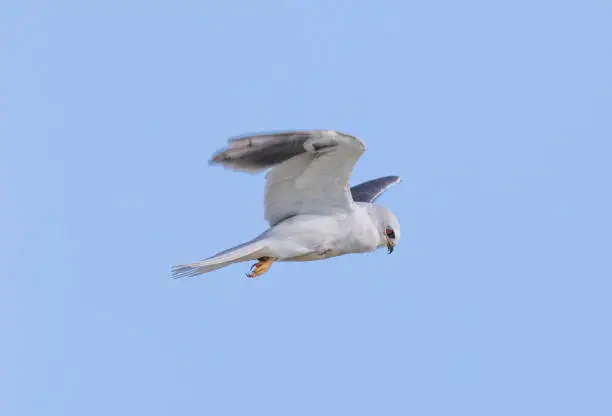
[171,240,266,278]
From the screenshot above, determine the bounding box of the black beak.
[387,242,394,254]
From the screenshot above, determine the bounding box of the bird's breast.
[336,210,381,254]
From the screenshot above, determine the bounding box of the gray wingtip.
[209,154,221,166]
[350,175,402,203]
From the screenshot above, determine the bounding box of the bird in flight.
[171,130,401,278]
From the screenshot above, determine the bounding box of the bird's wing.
[211,130,366,225]
[350,176,401,203]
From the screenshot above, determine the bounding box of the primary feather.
[350,176,401,203]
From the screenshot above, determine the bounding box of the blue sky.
[1,0,611,415]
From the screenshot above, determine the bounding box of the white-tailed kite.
[172,130,401,278]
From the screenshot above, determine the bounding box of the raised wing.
[350,176,401,203]
[211,130,366,225]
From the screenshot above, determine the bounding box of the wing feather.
[210,130,366,225]
[350,176,401,203]
[210,131,313,173]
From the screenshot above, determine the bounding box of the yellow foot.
[246,257,276,278]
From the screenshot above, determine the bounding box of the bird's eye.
[385,227,395,239]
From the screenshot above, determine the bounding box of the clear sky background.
[1,1,611,415]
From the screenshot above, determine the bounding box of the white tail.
[171,239,266,278]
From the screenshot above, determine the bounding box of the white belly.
[261,208,381,262]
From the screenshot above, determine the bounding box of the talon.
[246,256,276,278]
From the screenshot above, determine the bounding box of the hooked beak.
[386,239,395,254]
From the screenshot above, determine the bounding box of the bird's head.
[371,205,401,254]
